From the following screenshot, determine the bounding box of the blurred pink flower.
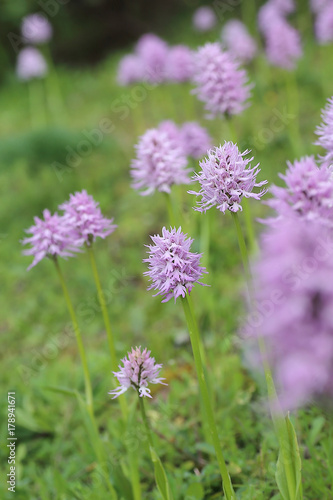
[21,13,53,44]
[16,47,47,81]
[193,6,217,32]
[221,20,257,63]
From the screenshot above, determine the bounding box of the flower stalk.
[182,295,235,499]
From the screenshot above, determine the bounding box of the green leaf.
[150,445,174,500]
[43,385,80,398]
[275,414,302,500]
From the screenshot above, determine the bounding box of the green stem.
[87,245,118,369]
[54,259,117,497]
[285,70,302,157]
[241,199,258,254]
[139,396,154,449]
[43,44,66,124]
[258,338,298,499]
[200,209,212,269]
[182,295,235,500]
[164,192,176,226]
[231,212,252,286]
[54,258,93,416]
[28,79,46,129]
[87,246,141,499]
[241,0,257,33]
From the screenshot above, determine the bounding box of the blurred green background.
[1,0,333,498]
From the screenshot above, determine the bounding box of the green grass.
[0,13,333,500]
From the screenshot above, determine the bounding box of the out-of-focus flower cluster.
[192,6,217,32]
[130,128,190,196]
[17,13,53,81]
[117,34,194,85]
[192,43,252,118]
[258,0,302,70]
[247,219,333,410]
[158,120,212,159]
[314,0,333,44]
[221,20,257,63]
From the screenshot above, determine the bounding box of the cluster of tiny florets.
[315,96,333,167]
[221,20,257,63]
[192,43,252,118]
[117,34,194,85]
[131,128,190,196]
[248,219,333,409]
[21,209,80,270]
[22,191,116,269]
[189,142,268,213]
[59,190,116,246]
[158,120,212,159]
[258,1,302,70]
[266,156,333,225]
[109,347,167,398]
[144,227,207,302]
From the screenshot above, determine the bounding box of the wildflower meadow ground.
[1,1,333,499]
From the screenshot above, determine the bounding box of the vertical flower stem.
[284,70,302,157]
[53,259,118,498]
[87,246,118,369]
[258,338,299,500]
[231,212,252,287]
[164,192,177,226]
[230,223,302,500]
[28,79,46,129]
[87,245,141,500]
[54,258,93,415]
[182,295,235,500]
[139,396,154,449]
[87,244,128,416]
[200,209,212,269]
[241,0,256,33]
[43,44,67,124]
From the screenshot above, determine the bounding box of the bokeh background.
[1,0,333,498]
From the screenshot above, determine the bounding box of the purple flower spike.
[109,346,167,399]
[158,120,181,148]
[193,7,217,32]
[16,47,47,81]
[21,209,80,270]
[272,0,295,14]
[315,96,333,168]
[221,20,257,63]
[315,2,333,44]
[266,156,333,225]
[117,54,143,86]
[311,0,328,14]
[59,190,117,247]
[144,227,208,303]
[165,45,194,83]
[264,18,302,70]
[131,128,190,196]
[192,43,252,118]
[189,142,268,214]
[21,13,53,44]
[249,219,333,409]
[180,122,212,159]
[135,33,168,84]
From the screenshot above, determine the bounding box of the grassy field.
[0,9,333,500]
